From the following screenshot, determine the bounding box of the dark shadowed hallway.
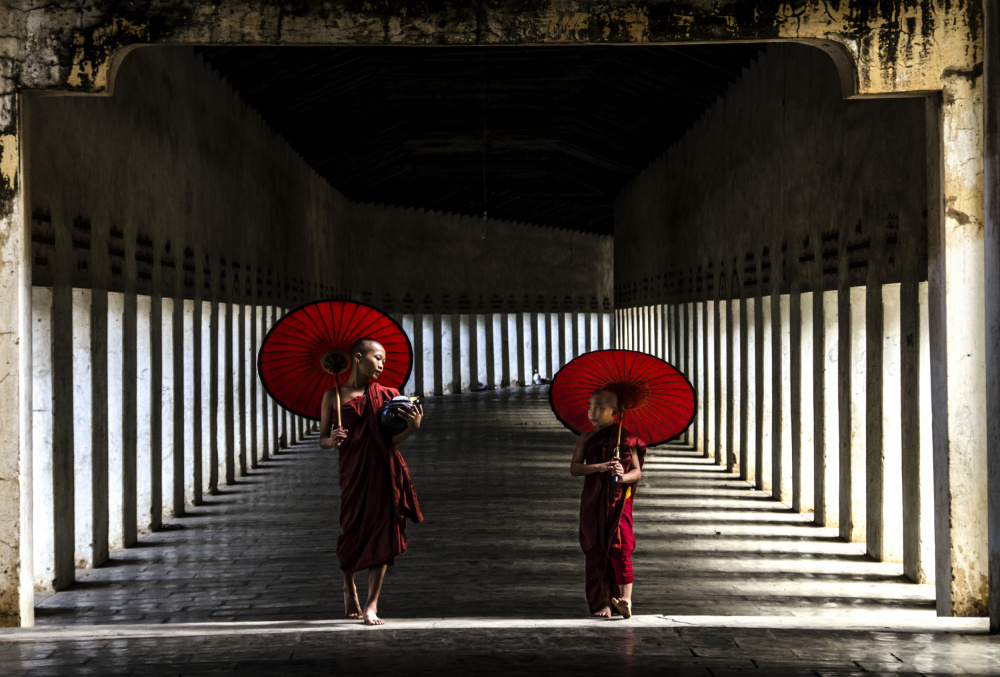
[5,388,993,675]
[34,387,934,624]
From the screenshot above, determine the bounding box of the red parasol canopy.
[549,349,695,446]
[257,300,413,420]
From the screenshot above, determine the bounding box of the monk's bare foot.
[611,597,632,619]
[592,604,612,618]
[343,587,362,620]
[363,603,384,626]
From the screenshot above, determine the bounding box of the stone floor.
[2,386,996,675]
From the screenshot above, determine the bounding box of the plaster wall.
[614,43,927,305]
[26,46,612,315]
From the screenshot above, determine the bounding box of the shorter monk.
[570,389,646,619]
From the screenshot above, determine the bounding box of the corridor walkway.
[3,387,995,674]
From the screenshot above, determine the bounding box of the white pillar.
[422,315,435,396]
[695,302,705,455]
[744,297,757,485]
[875,282,904,562]
[476,314,488,388]
[72,289,93,568]
[797,292,815,515]
[135,295,152,535]
[183,300,196,505]
[459,315,472,391]
[231,304,243,476]
[759,296,773,494]
[929,71,988,617]
[818,290,840,527]
[200,301,213,493]
[729,298,741,475]
[841,285,867,543]
[243,305,253,465]
[401,314,416,396]
[107,293,125,548]
[216,302,228,487]
[492,314,504,388]
[706,301,716,462]
[915,281,935,581]
[254,304,264,462]
[717,300,727,467]
[777,294,792,503]
[160,297,175,520]
[507,313,520,387]
[549,313,560,371]
[265,305,278,455]
[441,316,454,395]
[536,313,548,380]
[562,313,573,364]
[31,287,54,589]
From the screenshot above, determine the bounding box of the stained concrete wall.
[26,46,611,314]
[349,203,613,315]
[26,46,350,306]
[614,43,927,305]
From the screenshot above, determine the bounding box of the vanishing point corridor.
[3,389,994,674]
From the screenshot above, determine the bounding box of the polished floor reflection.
[4,386,995,675]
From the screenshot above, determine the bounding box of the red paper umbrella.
[257,300,413,420]
[549,349,695,446]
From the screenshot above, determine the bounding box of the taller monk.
[320,338,424,626]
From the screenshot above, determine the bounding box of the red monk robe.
[578,424,647,614]
[337,381,423,572]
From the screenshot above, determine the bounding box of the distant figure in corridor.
[319,338,424,625]
[570,389,646,618]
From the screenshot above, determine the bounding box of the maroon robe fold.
[337,382,423,572]
[578,424,646,613]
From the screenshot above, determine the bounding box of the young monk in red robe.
[319,338,424,626]
[570,389,646,619]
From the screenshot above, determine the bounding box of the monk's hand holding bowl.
[398,404,424,432]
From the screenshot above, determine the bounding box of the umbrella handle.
[335,385,342,429]
[612,413,624,484]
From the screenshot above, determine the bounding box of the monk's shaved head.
[350,337,383,360]
[590,389,619,411]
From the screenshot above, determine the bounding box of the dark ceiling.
[199,45,760,235]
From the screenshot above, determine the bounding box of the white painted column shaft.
[72,290,92,568]
[183,300,196,505]
[777,294,792,503]
[797,292,815,515]
[107,293,125,548]
[31,287,54,590]
[160,297,175,521]
[759,296,773,494]
[729,298,742,475]
[818,290,840,528]
[135,295,152,535]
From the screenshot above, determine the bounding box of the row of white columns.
[31,287,307,591]
[397,311,612,395]
[617,283,935,582]
[31,289,614,592]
